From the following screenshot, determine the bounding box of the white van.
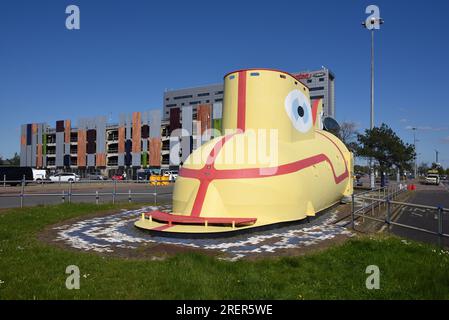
[32,169,47,183]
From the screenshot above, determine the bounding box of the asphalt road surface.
[391,181,449,247]
[0,182,174,208]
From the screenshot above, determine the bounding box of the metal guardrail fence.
[351,185,449,246]
[0,179,174,208]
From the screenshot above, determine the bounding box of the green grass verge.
[0,203,449,299]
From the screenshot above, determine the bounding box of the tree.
[418,162,429,175]
[0,156,3,166]
[7,153,20,166]
[337,121,358,153]
[356,123,415,187]
[430,162,444,175]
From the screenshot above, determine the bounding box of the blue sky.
[1,0,448,167]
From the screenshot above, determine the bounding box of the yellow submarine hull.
[135,69,353,236]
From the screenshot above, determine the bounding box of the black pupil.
[297,106,304,117]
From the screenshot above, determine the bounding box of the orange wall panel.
[197,104,212,134]
[149,138,161,166]
[96,153,106,167]
[36,144,42,168]
[118,127,125,153]
[77,130,86,167]
[64,120,71,143]
[132,112,141,153]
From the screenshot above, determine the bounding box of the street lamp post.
[362,7,384,189]
[412,127,418,178]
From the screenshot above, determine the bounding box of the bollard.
[438,206,443,247]
[68,181,72,204]
[62,190,65,204]
[351,193,355,229]
[20,180,25,208]
[112,179,117,205]
[128,189,131,203]
[95,191,99,205]
[154,180,157,205]
[386,198,391,233]
[3,174,5,188]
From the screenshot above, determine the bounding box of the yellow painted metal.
[135,69,353,235]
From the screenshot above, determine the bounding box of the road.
[391,181,449,247]
[0,182,174,208]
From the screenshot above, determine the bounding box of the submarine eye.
[284,89,313,133]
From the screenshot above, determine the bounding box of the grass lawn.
[0,203,449,299]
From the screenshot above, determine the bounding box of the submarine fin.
[305,201,316,216]
[312,98,324,130]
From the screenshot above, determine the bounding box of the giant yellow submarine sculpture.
[135,68,353,236]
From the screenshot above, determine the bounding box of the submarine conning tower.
[222,68,315,142]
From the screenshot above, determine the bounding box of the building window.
[174,95,193,100]
[166,103,177,107]
[280,74,286,79]
[307,79,312,83]
[215,91,224,95]
[190,101,201,105]
[197,92,210,97]
[250,72,260,76]
[229,75,235,80]
[309,86,324,92]
[215,98,223,102]
[310,95,324,100]
[319,78,324,82]
[165,98,169,101]
[206,100,210,103]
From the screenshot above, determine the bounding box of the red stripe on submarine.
[135,69,353,236]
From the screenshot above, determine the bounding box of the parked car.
[425,174,440,185]
[87,173,107,181]
[161,169,178,182]
[49,173,80,183]
[0,166,33,186]
[168,170,178,182]
[111,174,124,181]
[137,169,152,181]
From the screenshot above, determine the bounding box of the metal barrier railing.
[0,179,174,208]
[351,185,449,246]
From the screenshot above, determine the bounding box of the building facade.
[293,68,335,118]
[20,104,224,177]
[163,68,335,119]
[163,83,223,120]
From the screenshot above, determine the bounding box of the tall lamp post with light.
[412,127,418,178]
[362,5,384,189]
